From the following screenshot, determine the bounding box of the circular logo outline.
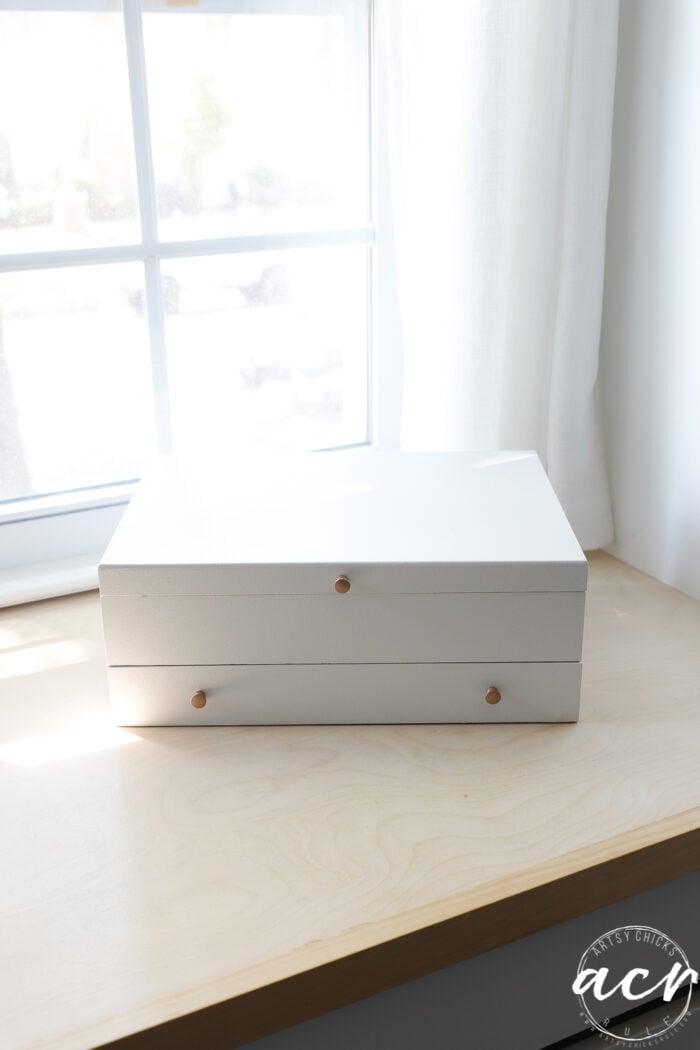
[575,924,694,1045]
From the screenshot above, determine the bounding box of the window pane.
[0,9,139,254]
[0,264,153,502]
[163,247,368,455]
[143,8,369,240]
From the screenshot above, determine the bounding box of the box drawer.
[101,592,585,666]
[108,661,582,725]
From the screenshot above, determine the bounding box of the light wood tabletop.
[1,552,699,1050]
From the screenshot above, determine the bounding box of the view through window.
[0,0,372,509]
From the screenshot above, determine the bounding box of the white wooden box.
[99,451,587,725]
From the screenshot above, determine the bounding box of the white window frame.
[0,0,390,607]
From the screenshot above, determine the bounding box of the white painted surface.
[1,501,126,573]
[101,591,585,666]
[0,555,98,609]
[100,560,585,597]
[99,451,587,595]
[107,661,581,725]
[601,0,700,601]
[100,451,586,723]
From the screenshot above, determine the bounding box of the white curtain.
[378,0,618,550]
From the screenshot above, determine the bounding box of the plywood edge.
[52,807,700,1050]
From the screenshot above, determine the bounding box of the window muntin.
[0,0,372,538]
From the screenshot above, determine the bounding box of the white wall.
[601,0,700,601]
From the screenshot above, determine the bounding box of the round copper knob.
[334,575,351,594]
[485,686,501,705]
[191,690,207,709]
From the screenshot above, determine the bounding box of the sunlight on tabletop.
[0,639,94,680]
[0,722,141,768]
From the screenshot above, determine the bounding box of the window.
[0,0,373,598]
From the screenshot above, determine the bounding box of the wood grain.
[1,552,699,1050]
[80,812,700,1050]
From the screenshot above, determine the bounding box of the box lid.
[99,451,587,596]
